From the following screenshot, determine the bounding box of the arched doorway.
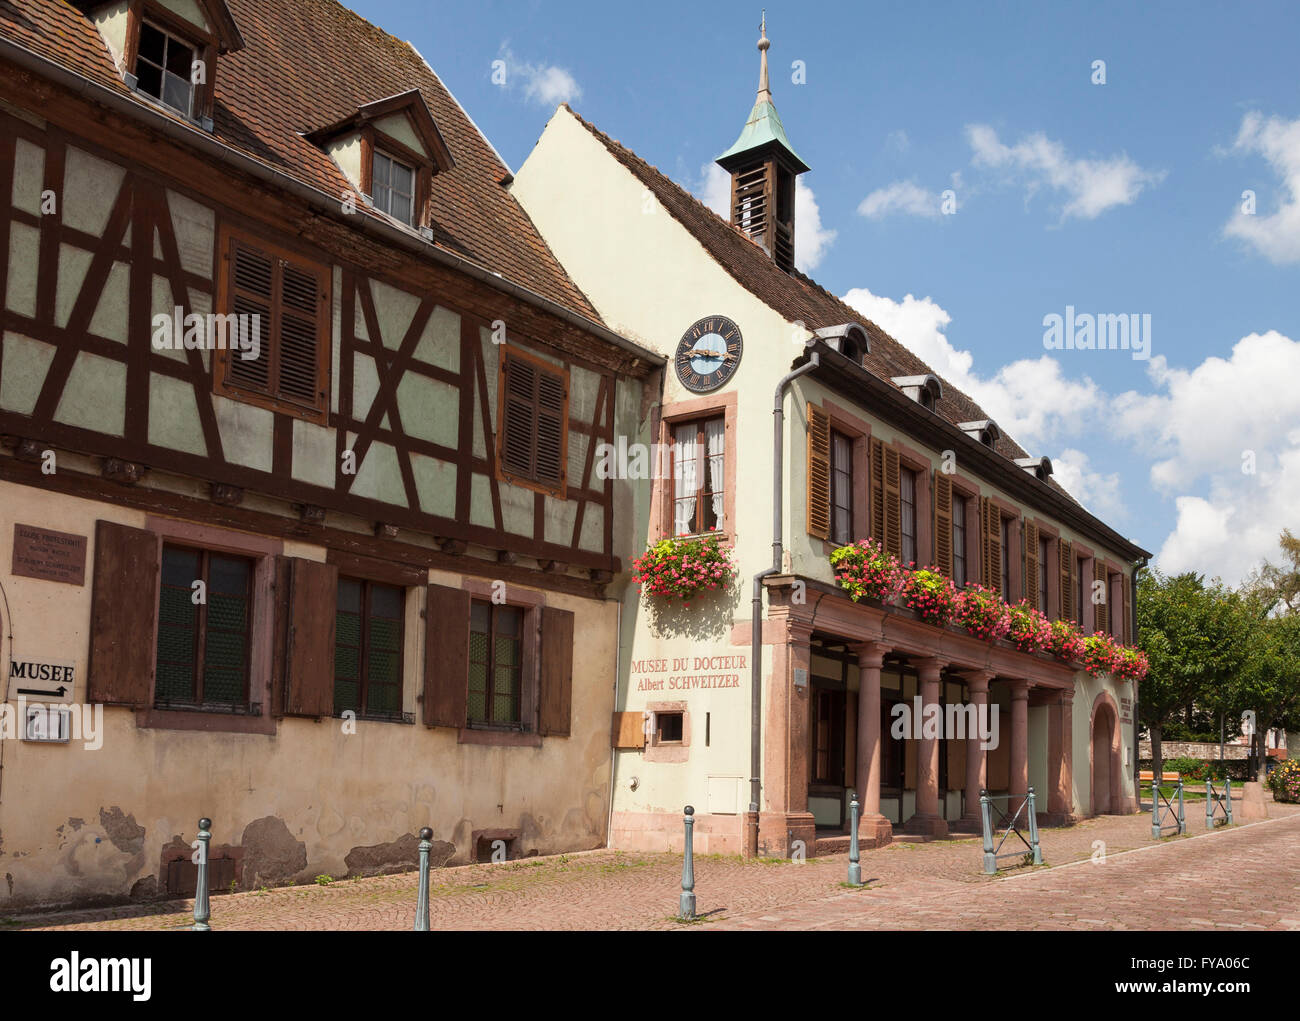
[1092,711,1113,813]
[1089,693,1123,815]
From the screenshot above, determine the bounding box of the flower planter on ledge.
[633,533,735,606]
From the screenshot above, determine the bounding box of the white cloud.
[692,165,836,271]
[1222,112,1300,264]
[839,286,1100,448]
[1051,448,1124,520]
[858,180,941,219]
[497,44,582,106]
[966,124,1164,220]
[794,178,836,272]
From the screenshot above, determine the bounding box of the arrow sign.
[16,685,67,699]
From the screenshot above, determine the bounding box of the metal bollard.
[678,805,696,920]
[1206,780,1214,830]
[847,794,862,887]
[1026,787,1043,865]
[191,817,211,932]
[1176,779,1185,834]
[979,790,996,875]
[1225,779,1233,825]
[1150,776,1162,838]
[413,826,432,932]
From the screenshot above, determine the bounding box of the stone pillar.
[1046,690,1075,824]
[954,670,993,833]
[1009,678,1030,806]
[854,641,893,849]
[757,616,817,858]
[905,657,948,837]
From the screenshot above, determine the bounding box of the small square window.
[656,712,684,744]
[373,150,416,226]
[135,21,196,118]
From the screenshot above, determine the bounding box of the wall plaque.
[12,523,88,586]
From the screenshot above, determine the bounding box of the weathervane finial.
[757,10,771,103]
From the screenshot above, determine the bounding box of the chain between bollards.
[847,794,862,887]
[678,806,696,920]
[191,817,211,932]
[413,826,432,931]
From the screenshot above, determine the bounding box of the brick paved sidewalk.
[7,803,1299,931]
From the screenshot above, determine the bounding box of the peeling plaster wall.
[0,480,617,911]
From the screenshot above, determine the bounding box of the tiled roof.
[561,104,1076,481]
[0,0,600,320]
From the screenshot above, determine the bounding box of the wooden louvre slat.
[883,445,902,559]
[807,403,831,541]
[1024,520,1040,608]
[870,437,886,546]
[1122,572,1131,643]
[1059,539,1074,622]
[423,583,470,727]
[539,606,574,737]
[498,350,569,497]
[934,471,953,577]
[1094,559,1109,635]
[88,520,160,707]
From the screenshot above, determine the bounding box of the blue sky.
[354,0,1300,584]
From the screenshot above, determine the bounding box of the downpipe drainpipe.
[1130,556,1148,808]
[747,351,820,858]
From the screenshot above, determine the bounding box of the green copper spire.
[716,12,810,174]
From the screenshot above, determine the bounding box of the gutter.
[748,349,820,857]
[0,38,664,372]
[801,340,1152,563]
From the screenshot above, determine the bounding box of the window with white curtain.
[830,430,853,545]
[900,468,917,565]
[672,417,725,536]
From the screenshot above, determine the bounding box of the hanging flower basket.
[1005,600,1052,654]
[1081,632,1123,677]
[632,533,734,605]
[830,539,906,604]
[1111,645,1149,682]
[952,584,1010,642]
[899,568,957,626]
[1047,618,1085,664]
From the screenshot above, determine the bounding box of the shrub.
[830,539,906,604]
[1268,758,1300,803]
[952,584,1010,642]
[899,568,957,626]
[1005,600,1051,654]
[633,533,735,605]
[1046,618,1085,663]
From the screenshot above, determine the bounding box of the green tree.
[1230,611,1300,780]
[1247,528,1300,615]
[1136,571,1254,777]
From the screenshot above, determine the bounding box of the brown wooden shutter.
[276,261,323,407]
[611,711,647,749]
[423,583,470,727]
[883,445,902,558]
[539,606,574,737]
[534,367,567,490]
[1059,539,1074,622]
[1122,572,1131,643]
[1093,560,1109,636]
[980,497,1001,589]
[807,403,831,540]
[88,520,160,707]
[227,239,274,394]
[499,352,569,496]
[870,437,886,544]
[933,472,953,577]
[276,557,337,718]
[1024,520,1040,607]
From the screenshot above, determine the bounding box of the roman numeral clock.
[674,316,743,393]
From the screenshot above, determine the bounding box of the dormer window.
[893,374,944,412]
[958,420,1001,448]
[306,90,456,235]
[373,150,416,226]
[135,21,196,117]
[1016,456,1055,482]
[815,324,870,366]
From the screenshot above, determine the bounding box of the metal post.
[979,790,996,875]
[1206,780,1214,830]
[678,805,696,920]
[1150,775,1161,838]
[847,795,862,887]
[1176,778,1185,834]
[1225,778,1233,825]
[413,826,432,931]
[1027,787,1043,865]
[191,817,211,932]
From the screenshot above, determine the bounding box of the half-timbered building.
[0,0,659,909]
[513,20,1153,856]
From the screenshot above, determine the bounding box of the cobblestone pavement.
[8,803,1300,931]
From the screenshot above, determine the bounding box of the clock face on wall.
[674,316,743,394]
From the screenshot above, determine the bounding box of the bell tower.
[716,12,810,272]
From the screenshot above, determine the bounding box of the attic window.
[373,150,416,226]
[958,420,1000,448]
[816,324,870,366]
[893,374,943,412]
[136,22,196,117]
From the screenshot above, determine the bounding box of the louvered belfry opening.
[729,158,797,272]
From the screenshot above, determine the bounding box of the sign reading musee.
[11,523,87,586]
[8,660,77,702]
